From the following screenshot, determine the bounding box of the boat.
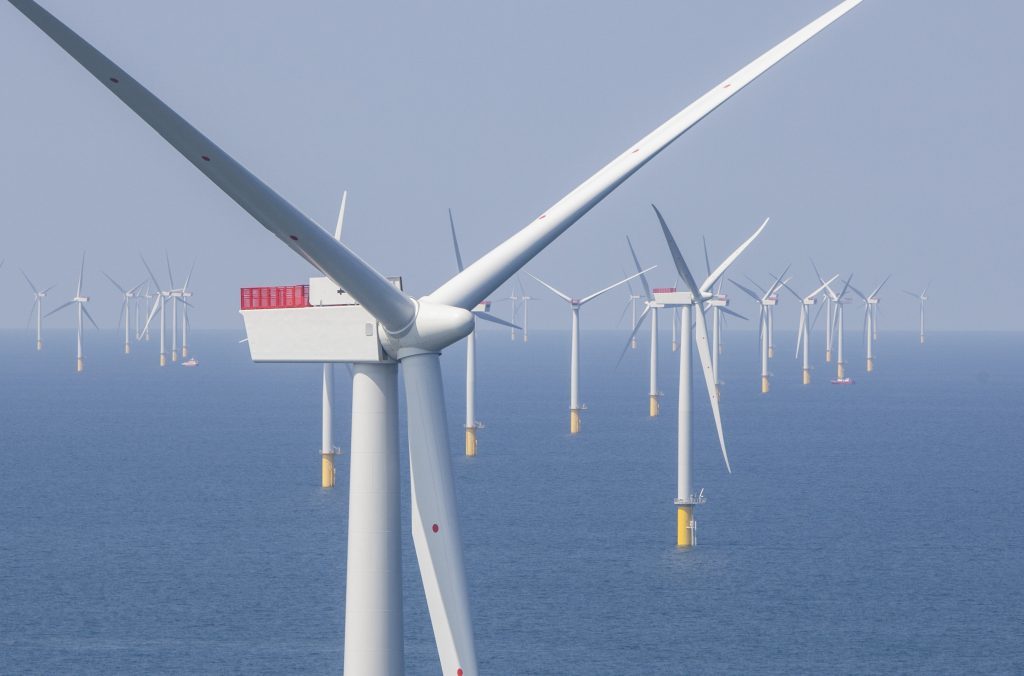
[181,357,199,367]
[830,377,854,385]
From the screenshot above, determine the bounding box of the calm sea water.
[1,327,1022,674]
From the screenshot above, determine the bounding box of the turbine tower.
[825,275,854,380]
[782,275,837,384]
[903,283,930,345]
[103,273,143,354]
[22,270,54,350]
[851,275,889,372]
[702,236,749,395]
[140,256,170,366]
[626,236,661,417]
[730,266,788,393]
[319,189,348,488]
[46,253,98,372]
[531,269,651,434]
[9,0,864,670]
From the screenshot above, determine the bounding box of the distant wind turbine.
[22,270,55,351]
[46,253,98,372]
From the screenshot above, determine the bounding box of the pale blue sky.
[1,1,1020,332]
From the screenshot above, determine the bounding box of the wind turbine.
[450,210,520,455]
[9,0,864,670]
[782,274,837,384]
[22,270,54,350]
[617,270,643,350]
[903,283,930,345]
[319,190,348,488]
[851,275,890,372]
[532,268,652,434]
[811,258,840,362]
[621,206,764,547]
[103,273,143,354]
[140,256,171,366]
[46,253,98,372]
[626,236,661,416]
[702,236,749,394]
[177,262,196,359]
[825,274,854,380]
[730,266,788,393]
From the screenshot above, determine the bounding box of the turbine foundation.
[676,505,695,548]
[837,363,845,380]
[761,375,770,394]
[570,408,582,435]
[182,345,189,358]
[866,357,873,372]
[768,346,775,359]
[920,335,925,345]
[172,350,178,362]
[671,340,678,352]
[76,357,84,373]
[36,340,43,351]
[124,343,130,355]
[160,353,167,367]
[465,427,477,457]
[802,368,811,385]
[321,452,335,489]
[825,350,832,363]
[649,395,660,417]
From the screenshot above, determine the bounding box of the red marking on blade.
[723,83,732,89]
[632,148,640,154]
[289,235,298,241]
[457,670,463,676]
[201,155,211,161]
[109,77,119,83]
[538,214,546,220]
[432,524,439,533]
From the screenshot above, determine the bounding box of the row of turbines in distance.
[9,254,197,371]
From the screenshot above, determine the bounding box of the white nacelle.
[651,290,694,308]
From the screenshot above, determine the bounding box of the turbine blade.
[403,354,478,675]
[837,274,853,301]
[526,274,572,303]
[702,236,713,279]
[743,274,767,297]
[425,0,864,310]
[795,307,805,359]
[8,0,416,332]
[182,259,196,293]
[21,269,39,294]
[870,274,891,299]
[165,251,175,290]
[694,301,730,472]
[779,278,802,302]
[810,257,825,285]
[472,311,520,331]
[701,217,770,293]
[729,279,762,302]
[579,267,655,305]
[334,189,347,242]
[626,236,653,300]
[77,252,85,297]
[41,285,57,295]
[140,295,161,336]
[615,297,633,328]
[616,305,651,367]
[808,274,839,301]
[719,306,747,321]
[102,271,125,294]
[44,300,74,318]
[849,283,867,302]
[449,209,465,273]
[811,299,825,332]
[26,300,38,329]
[652,205,702,299]
[140,255,164,294]
[82,305,100,330]
[117,298,126,333]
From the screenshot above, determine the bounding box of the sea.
[1,328,1022,674]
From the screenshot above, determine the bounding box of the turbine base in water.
[768,346,775,359]
[570,409,581,435]
[825,350,832,363]
[802,368,811,385]
[761,376,770,394]
[321,452,335,489]
[676,505,695,548]
[837,363,845,380]
[36,340,43,351]
[160,354,167,367]
[76,357,84,373]
[649,395,660,417]
[866,357,873,372]
[124,343,130,355]
[465,427,477,457]
[172,350,178,362]
[182,346,189,358]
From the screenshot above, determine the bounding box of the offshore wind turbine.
[625,236,661,416]
[851,275,890,372]
[811,258,840,363]
[103,273,143,354]
[46,253,98,372]
[532,268,652,434]
[178,263,195,358]
[618,271,643,350]
[826,275,854,380]
[702,236,749,394]
[10,0,864,670]
[318,189,348,488]
[730,266,788,393]
[140,256,170,366]
[783,274,837,384]
[22,270,54,350]
[903,283,930,345]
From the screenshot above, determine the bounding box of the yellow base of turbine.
[768,346,775,359]
[825,350,832,363]
[837,363,845,379]
[866,357,873,372]
[676,505,694,548]
[570,409,581,435]
[523,334,528,343]
[802,368,811,385]
[36,340,43,351]
[631,339,637,349]
[321,453,335,488]
[671,341,678,353]
[182,346,189,358]
[76,357,84,373]
[160,354,167,367]
[649,395,660,417]
[465,427,477,457]
[761,376,770,394]
[172,350,178,362]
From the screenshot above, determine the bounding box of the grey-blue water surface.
[1,328,1022,674]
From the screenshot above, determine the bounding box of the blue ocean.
[1,328,1022,674]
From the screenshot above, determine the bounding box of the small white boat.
[181,357,199,367]
[830,377,854,385]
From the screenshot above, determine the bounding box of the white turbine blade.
[526,273,572,303]
[700,217,769,293]
[334,189,348,242]
[21,269,39,294]
[870,274,891,299]
[41,284,57,295]
[8,0,416,332]
[921,281,931,297]
[616,305,651,367]
[743,274,767,297]
[779,279,802,302]
[901,289,919,299]
[140,295,161,335]
[102,271,125,295]
[165,251,176,290]
[26,300,38,329]
[729,278,762,303]
[449,209,465,273]
[767,264,791,296]
[473,311,520,331]
[425,0,863,310]
[694,301,730,473]
[810,299,825,332]
[615,297,633,328]
[626,236,653,300]
[808,274,839,301]
[810,257,826,285]
[579,266,655,305]
[849,283,867,302]
[82,305,100,330]
[702,236,713,279]
[652,205,703,299]
[720,306,747,321]
[403,355,477,675]
[181,259,196,293]
[837,274,854,301]
[44,300,75,318]
[76,252,85,297]
[140,255,164,294]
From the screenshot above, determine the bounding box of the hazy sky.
[1,1,1021,334]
